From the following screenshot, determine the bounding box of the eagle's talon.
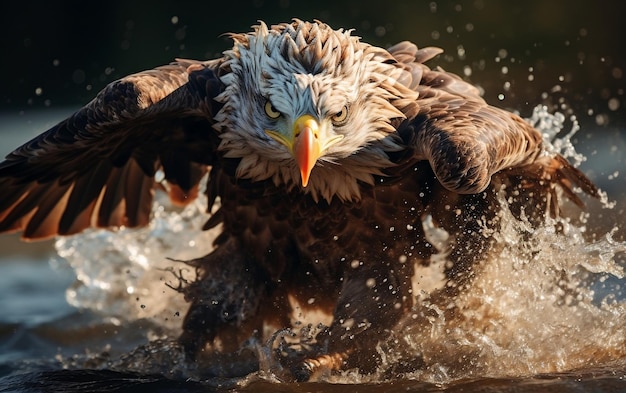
[290,352,348,382]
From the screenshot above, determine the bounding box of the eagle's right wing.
[0,59,224,239]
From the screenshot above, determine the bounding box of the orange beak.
[265,114,343,188]
[292,115,321,187]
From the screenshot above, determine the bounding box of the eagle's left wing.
[409,77,545,194]
[389,42,598,209]
[0,60,224,240]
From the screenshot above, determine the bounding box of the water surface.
[1,108,625,392]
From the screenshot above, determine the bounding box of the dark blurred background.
[1,0,624,125]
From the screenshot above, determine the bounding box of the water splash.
[526,105,615,209]
[527,105,586,166]
[368,106,626,384]
[385,200,626,384]
[52,105,626,385]
[54,185,216,331]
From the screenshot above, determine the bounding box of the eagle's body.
[0,20,597,380]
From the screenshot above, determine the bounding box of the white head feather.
[213,19,418,202]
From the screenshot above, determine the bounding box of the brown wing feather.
[0,59,224,240]
[390,44,597,213]
[408,70,544,194]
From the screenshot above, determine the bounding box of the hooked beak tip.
[293,122,319,187]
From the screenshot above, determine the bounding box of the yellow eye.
[264,101,281,119]
[331,106,349,125]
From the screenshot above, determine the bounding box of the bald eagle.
[0,20,598,380]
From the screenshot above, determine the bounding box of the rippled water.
[1,107,626,392]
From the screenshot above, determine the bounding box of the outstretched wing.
[0,59,224,239]
[389,42,598,209]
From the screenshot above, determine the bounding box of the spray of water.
[54,187,216,331]
[53,105,626,384]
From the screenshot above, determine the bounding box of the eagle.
[0,20,598,380]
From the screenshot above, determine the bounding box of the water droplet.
[612,67,623,79]
[595,113,608,125]
[72,69,86,84]
[457,45,466,60]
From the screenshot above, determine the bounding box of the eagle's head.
[213,19,418,202]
